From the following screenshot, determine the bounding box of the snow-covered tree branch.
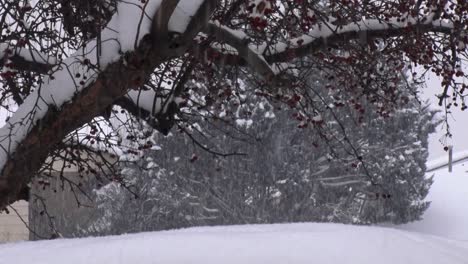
[0,0,215,209]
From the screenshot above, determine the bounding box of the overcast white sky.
[420,72,468,161]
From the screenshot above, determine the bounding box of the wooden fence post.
[448,145,453,173]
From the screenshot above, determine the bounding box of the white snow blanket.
[0,223,467,264]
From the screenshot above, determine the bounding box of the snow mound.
[1,223,467,264]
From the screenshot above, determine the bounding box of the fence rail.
[427,149,468,172]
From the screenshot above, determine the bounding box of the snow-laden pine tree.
[355,103,436,224]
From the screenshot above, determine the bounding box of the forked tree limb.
[0,0,217,210]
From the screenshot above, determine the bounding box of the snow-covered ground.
[0,223,467,264]
[399,161,468,241]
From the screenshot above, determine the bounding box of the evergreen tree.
[78,75,436,236]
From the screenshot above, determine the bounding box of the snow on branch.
[205,15,456,74]
[0,0,162,167]
[0,0,211,133]
[265,16,455,64]
[0,0,216,209]
[203,21,277,80]
[124,90,182,119]
[0,44,179,131]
